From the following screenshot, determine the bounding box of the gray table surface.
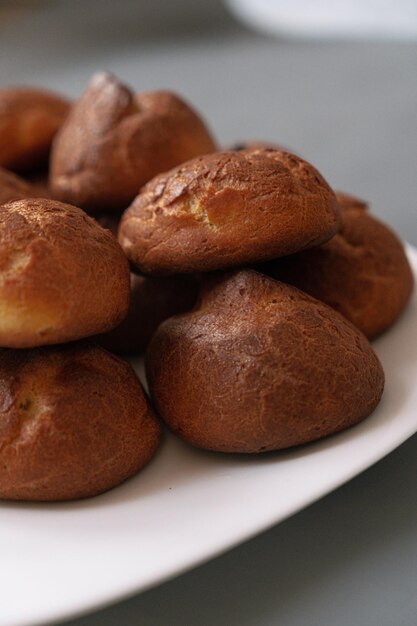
[1,2,417,624]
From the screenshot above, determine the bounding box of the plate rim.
[2,243,417,626]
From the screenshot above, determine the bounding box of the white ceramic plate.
[1,246,417,626]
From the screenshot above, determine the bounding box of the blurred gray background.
[1,0,416,243]
[1,2,416,625]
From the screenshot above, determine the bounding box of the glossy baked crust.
[0,343,161,501]
[50,72,216,213]
[0,167,43,205]
[0,87,70,172]
[119,148,340,274]
[261,192,413,338]
[146,270,384,453]
[0,198,130,348]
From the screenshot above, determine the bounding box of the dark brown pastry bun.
[0,167,43,205]
[146,270,384,453]
[261,192,413,338]
[50,72,216,213]
[94,213,199,353]
[0,87,70,173]
[95,272,199,354]
[335,190,368,211]
[0,343,161,501]
[0,198,130,348]
[119,148,340,274]
[95,213,120,236]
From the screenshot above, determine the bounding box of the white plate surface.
[1,246,417,626]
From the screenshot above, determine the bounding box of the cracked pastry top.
[119,148,340,274]
[49,71,216,213]
[0,198,130,348]
[146,269,384,453]
[0,343,161,501]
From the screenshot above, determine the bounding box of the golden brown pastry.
[0,343,161,501]
[50,72,216,213]
[0,167,43,205]
[146,270,384,453]
[0,87,70,172]
[119,148,340,274]
[0,198,130,348]
[96,272,199,354]
[261,192,413,338]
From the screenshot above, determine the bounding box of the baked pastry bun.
[0,198,130,348]
[96,272,199,354]
[0,343,161,501]
[50,72,216,213]
[146,270,384,453]
[0,87,70,172]
[334,190,368,211]
[261,192,413,338]
[94,213,198,354]
[119,148,340,274]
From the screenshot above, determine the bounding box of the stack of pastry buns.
[0,71,412,500]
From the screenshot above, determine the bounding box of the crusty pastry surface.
[146,270,384,453]
[0,343,161,501]
[119,148,340,274]
[0,198,130,348]
[261,192,413,338]
[50,72,216,213]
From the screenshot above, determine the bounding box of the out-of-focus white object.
[1,248,417,626]
[226,0,417,39]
